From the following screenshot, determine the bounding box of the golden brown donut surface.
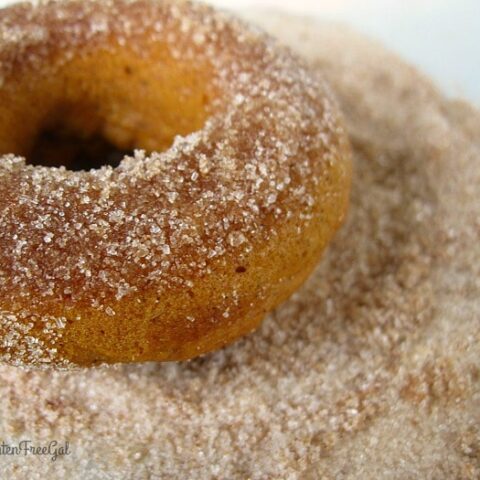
[0,0,351,368]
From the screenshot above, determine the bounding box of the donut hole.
[23,99,136,171]
[0,45,217,171]
[29,123,131,171]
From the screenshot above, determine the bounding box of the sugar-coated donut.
[0,0,351,368]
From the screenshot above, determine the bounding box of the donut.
[0,0,352,368]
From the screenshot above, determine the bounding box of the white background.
[1,0,478,104]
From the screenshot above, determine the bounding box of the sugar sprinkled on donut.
[0,0,351,368]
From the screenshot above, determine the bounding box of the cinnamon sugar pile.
[0,9,479,479]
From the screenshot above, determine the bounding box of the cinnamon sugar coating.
[0,0,351,367]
